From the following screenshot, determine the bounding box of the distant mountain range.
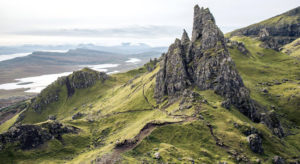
[0,43,167,55]
[0,45,167,98]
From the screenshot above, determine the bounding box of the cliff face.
[155,5,283,138]
[31,68,108,112]
[230,6,300,50]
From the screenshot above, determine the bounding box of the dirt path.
[96,116,197,164]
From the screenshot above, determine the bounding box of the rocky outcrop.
[260,110,285,138]
[247,134,263,154]
[72,112,84,120]
[235,124,264,154]
[155,39,190,99]
[61,68,108,93]
[155,5,260,122]
[31,68,108,112]
[272,156,285,164]
[0,122,79,150]
[226,40,250,55]
[230,6,300,51]
[155,5,284,137]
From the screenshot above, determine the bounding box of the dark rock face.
[230,6,300,51]
[31,69,108,112]
[0,122,78,150]
[155,5,260,122]
[65,70,108,91]
[0,125,51,150]
[155,39,190,99]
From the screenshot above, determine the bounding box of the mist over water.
[0,63,121,93]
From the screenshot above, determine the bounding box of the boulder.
[247,134,264,154]
[72,112,84,120]
[272,156,285,164]
[48,115,56,120]
[154,152,160,159]
[0,122,79,150]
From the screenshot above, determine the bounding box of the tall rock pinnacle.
[155,5,284,137]
[155,5,259,121]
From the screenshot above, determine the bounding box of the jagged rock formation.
[155,5,285,139]
[31,68,108,112]
[155,5,260,122]
[0,122,79,150]
[230,6,300,51]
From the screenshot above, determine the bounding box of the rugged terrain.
[229,6,300,51]
[0,5,300,164]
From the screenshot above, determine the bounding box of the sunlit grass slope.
[1,43,300,163]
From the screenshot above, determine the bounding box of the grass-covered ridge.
[228,6,300,37]
[229,36,300,125]
[1,41,300,163]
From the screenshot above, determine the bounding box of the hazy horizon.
[0,0,299,46]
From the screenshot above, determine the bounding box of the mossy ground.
[1,37,300,163]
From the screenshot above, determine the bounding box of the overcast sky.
[0,0,299,46]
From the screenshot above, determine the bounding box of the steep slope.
[1,5,300,164]
[228,35,300,125]
[282,37,300,57]
[229,6,300,51]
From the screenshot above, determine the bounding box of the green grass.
[126,121,232,163]
[228,7,300,37]
[1,48,300,163]
[229,36,300,125]
[0,112,21,133]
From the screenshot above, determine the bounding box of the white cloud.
[0,0,299,46]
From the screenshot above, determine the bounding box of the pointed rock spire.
[156,5,260,122]
[192,5,215,41]
[181,29,190,45]
[155,4,284,138]
[191,5,224,50]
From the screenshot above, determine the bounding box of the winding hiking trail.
[95,78,199,164]
[96,115,198,164]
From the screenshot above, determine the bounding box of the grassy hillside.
[229,36,300,125]
[228,6,300,37]
[1,43,300,163]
